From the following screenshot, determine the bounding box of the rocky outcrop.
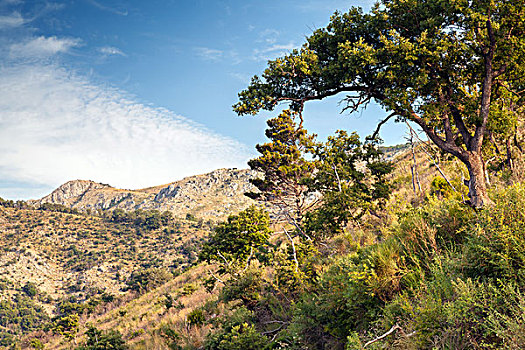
[30,168,258,220]
[36,180,110,206]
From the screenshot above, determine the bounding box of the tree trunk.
[464,152,492,208]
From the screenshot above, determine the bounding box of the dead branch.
[239,246,254,275]
[363,324,401,348]
[208,269,224,284]
[283,228,299,273]
[405,122,462,199]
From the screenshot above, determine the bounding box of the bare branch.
[363,324,401,348]
[283,228,299,274]
[208,269,224,284]
[240,246,254,275]
[369,113,395,140]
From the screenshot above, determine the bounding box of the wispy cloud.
[229,72,252,84]
[0,64,250,199]
[0,12,24,29]
[258,29,280,45]
[253,41,296,61]
[295,0,370,12]
[262,42,296,53]
[9,36,81,59]
[98,46,126,56]
[85,0,128,16]
[194,47,223,61]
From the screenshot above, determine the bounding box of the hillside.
[0,168,259,348]
[0,202,218,346]
[29,168,257,221]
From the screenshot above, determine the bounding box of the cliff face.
[30,168,257,220]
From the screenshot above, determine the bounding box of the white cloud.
[0,64,251,199]
[262,42,296,53]
[9,36,81,59]
[194,47,223,61]
[98,46,126,56]
[0,12,24,29]
[229,72,252,84]
[85,0,128,16]
[253,41,296,61]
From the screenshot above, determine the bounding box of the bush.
[0,294,49,334]
[187,309,206,326]
[126,267,173,293]
[22,282,38,297]
[464,184,525,283]
[76,325,128,350]
[204,321,268,350]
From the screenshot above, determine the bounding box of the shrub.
[22,282,38,297]
[126,267,173,293]
[463,184,525,283]
[76,325,128,350]
[187,309,206,326]
[204,322,268,350]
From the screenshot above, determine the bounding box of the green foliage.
[0,294,49,334]
[219,269,263,307]
[204,307,268,350]
[126,267,173,293]
[246,110,315,219]
[40,202,79,214]
[52,314,79,340]
[430,176,454,199]
[30,339,44,349]
[304,131,393,238]
[56,296,95,316]
[464,184,525,283]
[76,325,128,350]
[187,308,206,326]
[160,324,182,350]
[199,206,271,271]
[109,209,173,230]
[22,281,38,297]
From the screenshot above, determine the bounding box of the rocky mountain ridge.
[29,168,257,220]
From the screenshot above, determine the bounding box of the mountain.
[29,168,257,220]
[0,168,261,348]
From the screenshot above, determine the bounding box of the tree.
[234,0,525,207]
[199,206,271,274]
[304,131,393,238]
[246,110,316,227]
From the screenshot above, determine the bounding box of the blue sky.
[0,0,407,200]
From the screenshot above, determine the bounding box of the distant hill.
[29,168,257,220]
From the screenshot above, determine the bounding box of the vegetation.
[234,0,525,208]
[4,1,525,349]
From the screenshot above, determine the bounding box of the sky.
[0,0,407,200]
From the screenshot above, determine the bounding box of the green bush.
[187,309,206,326]
[204,322,268,350]
[0,294,49,334]
[464,184,525,283]
[76,325,128,349]
[22,282,38,297]
[126,267,173,293]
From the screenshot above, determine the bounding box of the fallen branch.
[363,324,401,348]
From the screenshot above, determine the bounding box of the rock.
[30,168,260,220]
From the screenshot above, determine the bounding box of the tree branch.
[363,324,401,348]
[368,112,395,140]
[283,228,299,274]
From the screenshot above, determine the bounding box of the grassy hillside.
[0,204,212,348]
[3,142,525,349]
